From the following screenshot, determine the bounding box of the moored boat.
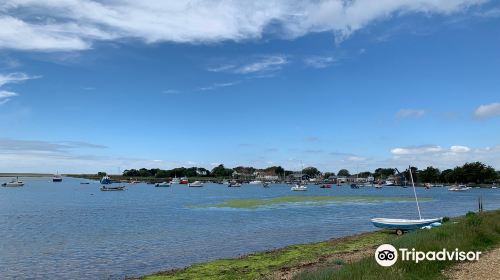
[188,181,203,187]
[448,185,471,191]
[180,177,189,184]
[100,176,112,184]
[52,174,62,182]
[291,184,307,191]
[249,180,262,185]
[228,182,241,187]
[100,185,126,191]
[1,177,24,187]
[320,184,332,188]
[155,182,171,187]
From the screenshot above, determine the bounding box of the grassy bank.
[141,232,392,280]
[295,210,500,280]
[140,210,500,280]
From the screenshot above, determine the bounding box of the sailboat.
[371,166,442,235]
[52,172,63,182]
[2,177,24,187]
[291,162,307,191]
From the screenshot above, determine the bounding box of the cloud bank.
[0,0,488,51]
[474,102,500,119]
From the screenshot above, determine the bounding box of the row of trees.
[117,162,498,183]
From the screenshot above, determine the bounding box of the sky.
[0,0,499,174]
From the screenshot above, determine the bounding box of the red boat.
[180,177,189,184]
[320,184,332,188]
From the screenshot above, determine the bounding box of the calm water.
[1,177,499,279]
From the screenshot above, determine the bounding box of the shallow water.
[1,177,499,279]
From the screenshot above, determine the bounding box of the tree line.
[116,161,498,183]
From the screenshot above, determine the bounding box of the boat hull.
[371,218,442,230]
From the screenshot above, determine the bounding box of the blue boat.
[100,176,112,184]
[371,217,442,231]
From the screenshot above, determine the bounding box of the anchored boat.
[188,181,203,187]
[100,185,126,191]
[2,177,24,187]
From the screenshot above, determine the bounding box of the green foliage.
[211,164,234,177]
[419,166,441,183]
[302,166,320,177]
[374,168,394,179]
[337,169,350,177]
[97,171,107,176]
[294,210,500,280]
[323,172,336,178]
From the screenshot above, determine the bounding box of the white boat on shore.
[1,177,24,187]
[188,181,203,187]
[372,165,441,235]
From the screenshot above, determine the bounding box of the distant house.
[255,170,279,180]
[337,176,347,183]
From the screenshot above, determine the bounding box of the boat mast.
[409,165,422,220]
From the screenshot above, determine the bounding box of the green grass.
[192,196,432,209]
[294,210,500,280]
[142,232,390,280]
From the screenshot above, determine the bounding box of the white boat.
[188,181,203,187]
[249,180,262,185]
[155,182,171,187]
[291,184,307,191]
[384,180,395,186]
[100,185,126,191]
[372,165,441,235]
[52,174,62,182]
[448,185,471,191]
[1,177,24,187]
[228,182,241,187]
[371,218,442,231]
[171,177,180,184]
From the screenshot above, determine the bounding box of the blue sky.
[0,0,499,173]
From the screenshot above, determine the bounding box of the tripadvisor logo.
[375,244,482,267]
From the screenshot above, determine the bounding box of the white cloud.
[304,56,336,68]
[388,144,499,170]
[450,145,471,153]
[396,108,427,118]
[391,145,443,155]
[0,0,488,51]
[0,72,38,105]
[474,102,500,118]
[235,56,288,74]
[0,72,35,86]
[198,81,239,91]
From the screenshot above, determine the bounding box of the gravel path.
[444,246,500,280]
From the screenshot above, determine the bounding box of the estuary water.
[1,177,499,279]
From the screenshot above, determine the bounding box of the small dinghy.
[371,218,442,231]
[100,186,126,191]
[371,165,441,235]
[291,184,307,191]
[155,182,171,187]
[188,181,203,187]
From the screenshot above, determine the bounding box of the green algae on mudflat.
[143,231,391,280]
[193,195,432,209]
